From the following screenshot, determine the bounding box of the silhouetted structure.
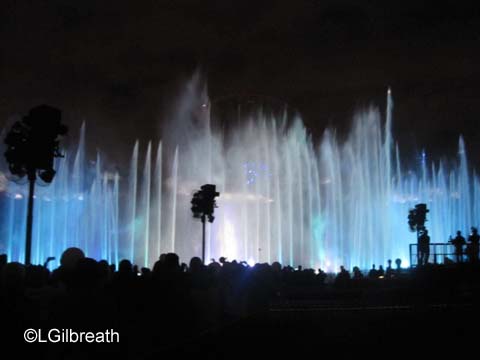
[3,105,67,264]
[191,184,220,263]
[408,203,430,266]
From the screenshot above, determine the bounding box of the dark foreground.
[2,256,480,359]
[165,303,479,358]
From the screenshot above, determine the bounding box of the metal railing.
[409,243,465,267]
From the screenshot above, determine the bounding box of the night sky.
[1,1,480,168]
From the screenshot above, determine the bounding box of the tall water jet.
[140,141,151,267]
[153,141,163,260]
[1,83,480,271]
[113,172,120,265]
[170,146,179,254]
[127,141,139,262]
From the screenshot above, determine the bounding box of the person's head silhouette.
[119,259,133,274]
[60,247,85,270]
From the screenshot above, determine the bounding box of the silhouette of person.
[377,265,385,277]
[450,230,466,263]
[368,264,377,279]
[467,227,480,263]
[352,266,364,280]
[335,265,351,287]
[386,259,394,278]
[395,258,402,270]
[418,229,430,266]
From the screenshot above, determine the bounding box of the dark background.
[1,0,479,169]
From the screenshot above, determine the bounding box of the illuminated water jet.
[1,83,479,271]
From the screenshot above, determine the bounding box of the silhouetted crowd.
[1,247,480,359]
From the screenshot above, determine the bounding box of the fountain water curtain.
[1,82,479,271]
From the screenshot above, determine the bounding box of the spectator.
[418,229,430,266]
[386,259,394,278]
[377,265,385,277]
[450,231,466,263]
[352,266,364,280]
[368,264,378,279]
[335,265,351,287]
[467,227,480,262]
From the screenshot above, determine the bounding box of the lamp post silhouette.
[4,105,67,265]
[408,203,429,266]
[191,184,219,263]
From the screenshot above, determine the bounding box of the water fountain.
[1,80,479,271]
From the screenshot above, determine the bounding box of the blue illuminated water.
[1,84,479,271]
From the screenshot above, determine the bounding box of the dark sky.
[1,0,480,168]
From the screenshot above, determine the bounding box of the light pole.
[191,184,220,263]
[4,105,67,264]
